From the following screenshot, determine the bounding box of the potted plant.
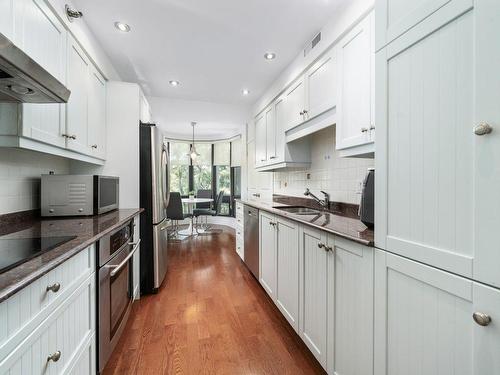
[189,191,195,200]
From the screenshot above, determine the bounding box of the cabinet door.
[87,66,106,159]
[375,2,500,287]
[336,12,373,150]
[275,218,299,332]
[273,95,286,163]
[374,250,500,375]
[305,47,337,120]
[17,0,67,148]
[329,237,374,375]
[254,113,266,167]
[285,76,306,131]
[0,0,15,40]
[259,211,277,299]
[66,36,90,154]
[265,105,276,162]
[375,0,472,50]
[299,226,330,368]
[246,140,257,191]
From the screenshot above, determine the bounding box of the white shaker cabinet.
[374,250,500,375]
[254,112,266,167]
[336,12,374,152]
[329,237,374,375]
[0,0,14,40]
[275,217,300,332]
[265,104,276,162]
[66,35,90,155]
[259,211,277,299]
[298,226,331,368]
[304,47,337,121]
[375,0,472,50]
[87,66,106,159]
[16,0,68,149]
[284,77,306,131]
[375,0,500,287]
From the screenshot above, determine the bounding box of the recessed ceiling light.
[242,89,250,96]
[169,80,180,87]
[264,52,276,60]
[114,22,131,32]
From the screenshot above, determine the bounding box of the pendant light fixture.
[189,122,200,161]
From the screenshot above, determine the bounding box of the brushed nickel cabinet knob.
[474,122,493,136]
[47,350,61,362]
[46,283,61,293]
[91,144,98,149]
[317,242,325,249]
[361,127,369,133]
[473,312,492,326]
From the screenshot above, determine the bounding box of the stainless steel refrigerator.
[139,123,170,294]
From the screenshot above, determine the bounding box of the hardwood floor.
[103,226,326,375]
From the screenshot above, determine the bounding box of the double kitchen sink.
[273,206,324,216]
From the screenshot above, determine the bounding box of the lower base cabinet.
[374,250,500,375]
[0,275,96,374]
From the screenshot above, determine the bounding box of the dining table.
[179,197,214,236]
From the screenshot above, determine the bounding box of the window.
[169,142,190,196]
[168,140,241,217]
[192,143,212,192]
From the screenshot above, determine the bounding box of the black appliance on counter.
[359,168,374,228]
[139,123,170,294]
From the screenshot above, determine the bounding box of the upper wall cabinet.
[375,0,472,50]
[305,47,337,121]
[0,0,107,165]
[254,99,311,172]
[88,66,106,159]
[375,1,500,287]
[0,0,15,40]
[66,35,90,155]
[335,12,375,154]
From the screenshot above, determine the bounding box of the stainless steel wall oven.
[97,220,140,373]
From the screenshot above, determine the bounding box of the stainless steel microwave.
[41,175,119,217]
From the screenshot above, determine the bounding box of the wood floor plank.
[102,226,326,375]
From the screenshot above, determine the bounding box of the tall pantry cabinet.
[375,0,500,374]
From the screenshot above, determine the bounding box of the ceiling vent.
[304,32,322,57]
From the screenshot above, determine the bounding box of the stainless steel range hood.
[0,33,70,103]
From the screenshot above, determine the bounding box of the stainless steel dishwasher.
[244,205,259,278]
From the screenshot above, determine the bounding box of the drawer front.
[0,245,95,359]
[0,275,96,374]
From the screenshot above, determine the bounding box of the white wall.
[0,149,69,215]
[273,127,374,204]
[148,97,249,140]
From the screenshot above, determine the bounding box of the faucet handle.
[304,188,310,196]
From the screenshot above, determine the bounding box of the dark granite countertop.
[0,208,143,303]
[236,198,374,246]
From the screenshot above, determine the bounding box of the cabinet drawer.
[0,275,96,374]
[0,245,95,360]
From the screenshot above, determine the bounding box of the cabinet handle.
[361,127,368,133]
[474,122,493,136]
[91,144,98,149]
[369,124,375,131]
[299,111,304,116]
[260,159,266,162]
[46,283,61,293]
[67,135,77,140]
[473,312,492,326]
[324,245,334,253]
[303,109,308,114]
[269,156,277,159]
[47,350,61,362]
[317,242,325,249]
[61,133,69,138]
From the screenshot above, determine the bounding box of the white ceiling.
[73,0,346,105]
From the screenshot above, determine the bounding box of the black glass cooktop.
[0,236,76,274]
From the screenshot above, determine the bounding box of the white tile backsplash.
[0,148,69,215]
[273,127,374,205]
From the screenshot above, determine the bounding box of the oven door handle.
[109,239,141,277]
